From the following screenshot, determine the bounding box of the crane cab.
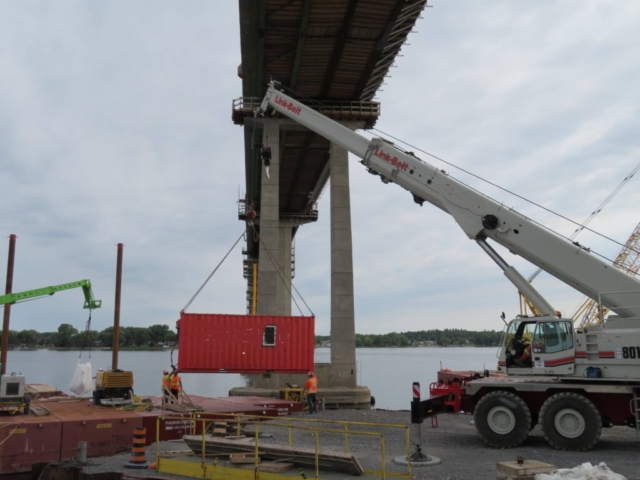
[500,316,576,376]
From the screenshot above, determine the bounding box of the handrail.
[232,96,381,128]
[597,290,640,317]
[155,413,413,480]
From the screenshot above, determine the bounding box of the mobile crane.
[0,280,101,414]
[256,81,640,451]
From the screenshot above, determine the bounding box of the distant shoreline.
[10,346,176,352]
[12,345,500,351]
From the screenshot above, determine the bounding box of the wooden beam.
[290,0,313,90]
[320,0,359,98]
[353,0,406,99]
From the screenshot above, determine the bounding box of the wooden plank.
[229,453,259,464]
[30,405,51,416]
[497,460,556,477]
[256,462,294,473]
[497,473,537,480]
[183,435,363,476]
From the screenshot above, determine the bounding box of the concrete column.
[330,143,357,387]
[278,226,293,316]
[257,121,281,315]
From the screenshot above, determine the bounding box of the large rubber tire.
[540,392,602,451]
[474,391,532,448]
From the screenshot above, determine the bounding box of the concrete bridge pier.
[327,142,357,388]
[231,120,371,409]
[255,120,282,316]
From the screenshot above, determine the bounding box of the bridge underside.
[231,0,427,392]
[236,0,427,219]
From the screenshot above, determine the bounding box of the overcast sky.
[1,1,639,338]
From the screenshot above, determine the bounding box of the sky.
[1,1,639,337]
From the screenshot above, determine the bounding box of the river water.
[6,347,498,410]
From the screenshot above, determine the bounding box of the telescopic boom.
[0,279,102,310]
[258,82,640,318]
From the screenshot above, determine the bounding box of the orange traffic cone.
[124,427,149,468]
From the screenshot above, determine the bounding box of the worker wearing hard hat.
[169,370,182,400]
[303,371,318,414]
[162,370,171,404]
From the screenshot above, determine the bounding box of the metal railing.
[155,412,413,480]
[232,97,381,128]
[237,199,319,222]
[596,290,640,318]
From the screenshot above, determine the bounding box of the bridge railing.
[232,97,380,128]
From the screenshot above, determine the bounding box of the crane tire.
[530,413,538,431]
[540,392,601,451]
[474,391,531,448]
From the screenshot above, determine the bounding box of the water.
[5,347,498,410]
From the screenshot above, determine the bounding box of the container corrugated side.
[177,313,314,373]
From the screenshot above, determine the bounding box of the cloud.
[1,1,639,339]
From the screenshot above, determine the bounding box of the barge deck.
[0,392,303,475]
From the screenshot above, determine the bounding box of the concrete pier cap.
[230,363,372,409]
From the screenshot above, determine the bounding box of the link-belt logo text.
[274,95,301,115]
[374,148,408,171]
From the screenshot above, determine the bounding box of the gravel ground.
[81,409,638,480]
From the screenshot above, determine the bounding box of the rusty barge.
[0,388,303,475]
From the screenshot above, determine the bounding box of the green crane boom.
[0,280,102,309]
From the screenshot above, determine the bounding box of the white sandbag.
[69,360,93,395]
[536,462,626,480]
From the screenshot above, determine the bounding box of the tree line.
[316,328,503,347]
[3,325,502,349]
[1,324,177,349]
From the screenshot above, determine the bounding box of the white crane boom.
[258,82,640,318]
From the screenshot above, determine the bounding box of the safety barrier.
[232,97,381,128]
[125,427,149,468]
[155,412,413,480]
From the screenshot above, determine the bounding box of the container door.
[531,321,576,375]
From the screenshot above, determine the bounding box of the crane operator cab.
[501,316,576,376]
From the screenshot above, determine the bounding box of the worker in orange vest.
[162,370,171,403]
[169,370,181,399]
[303,371,318,414]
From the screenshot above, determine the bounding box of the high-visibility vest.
[522,345,531,361]
[170,375,181,390]
[162,375,170,390]
[305,377,317,394]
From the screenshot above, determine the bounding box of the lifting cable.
[78,309,93,361]
[272,84,640,262]
[527,161,640,282]
[173,231,245,370]
[180,231,246,314]
[372,125,640,261]
[248,223,314,317]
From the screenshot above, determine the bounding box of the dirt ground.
[83,408,638,480]
[255,409,639,480]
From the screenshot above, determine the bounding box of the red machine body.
[177,313,315,374]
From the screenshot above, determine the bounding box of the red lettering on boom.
[373,148,408,171]
[274,95,302,116]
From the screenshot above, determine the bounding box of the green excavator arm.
[0,280,102,309]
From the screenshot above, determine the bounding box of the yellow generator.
[279,386,303,402]
[93,369,134,406]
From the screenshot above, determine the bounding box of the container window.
[263,325,276,346]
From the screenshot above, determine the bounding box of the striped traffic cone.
[124,427,149,468]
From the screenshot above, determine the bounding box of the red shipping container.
[177,313,315,373]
